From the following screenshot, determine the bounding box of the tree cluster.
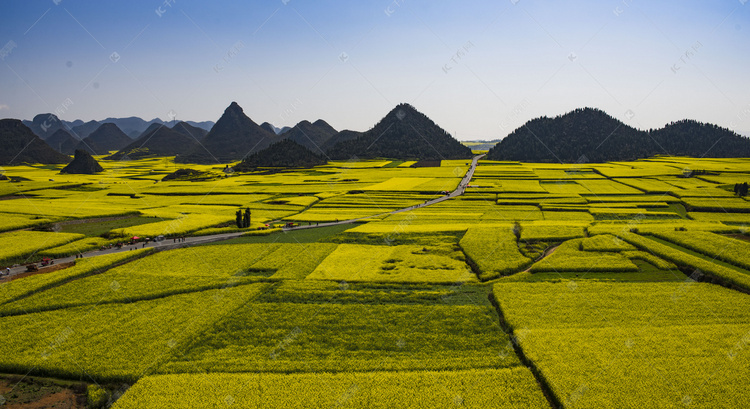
[236,208,252,228]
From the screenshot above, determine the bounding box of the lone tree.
[735,182,749,197]
[243,207,251,228]
[512,222,522,240]
[235,209,243,228]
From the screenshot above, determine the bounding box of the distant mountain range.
[107,122,207,160]
[46,129,79,155]
[260,122,291,135]
[4,104,750,166]
[178,102,472,164]
[486,108,750,162]
[18,102,474,164]
[23,114,67,140]
[461,140,501,151]
[70,120,101,139]
[76,123,132,156]
[97,117,210,139]
[21,114,214,140]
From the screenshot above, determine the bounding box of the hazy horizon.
[1,0,749,140]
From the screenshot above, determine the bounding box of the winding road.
[288,153,485,230]
[1,154,485,280]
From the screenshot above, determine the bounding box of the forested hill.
[280,120,338,154]
[487,108,750,162]
[176,102,277,164]
[326,104,473,160]
[234,139,327,170]
[0,119,71,165]
[75,123,131,156]
[649,120,750,158]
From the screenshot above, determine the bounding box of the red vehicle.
[40,257,54,266]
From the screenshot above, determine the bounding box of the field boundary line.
[488,291,558,409]
[0,272,271,318]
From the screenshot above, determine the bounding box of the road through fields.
[2,154,486,279]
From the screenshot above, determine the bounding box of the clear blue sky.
[1,0,748,139]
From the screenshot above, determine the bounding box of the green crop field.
[528,237,640,273]
[494,281,750,408]
[307,243,476,284]
[459,226,532,280]
[113,368,547,409]
[0,155,749,407]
